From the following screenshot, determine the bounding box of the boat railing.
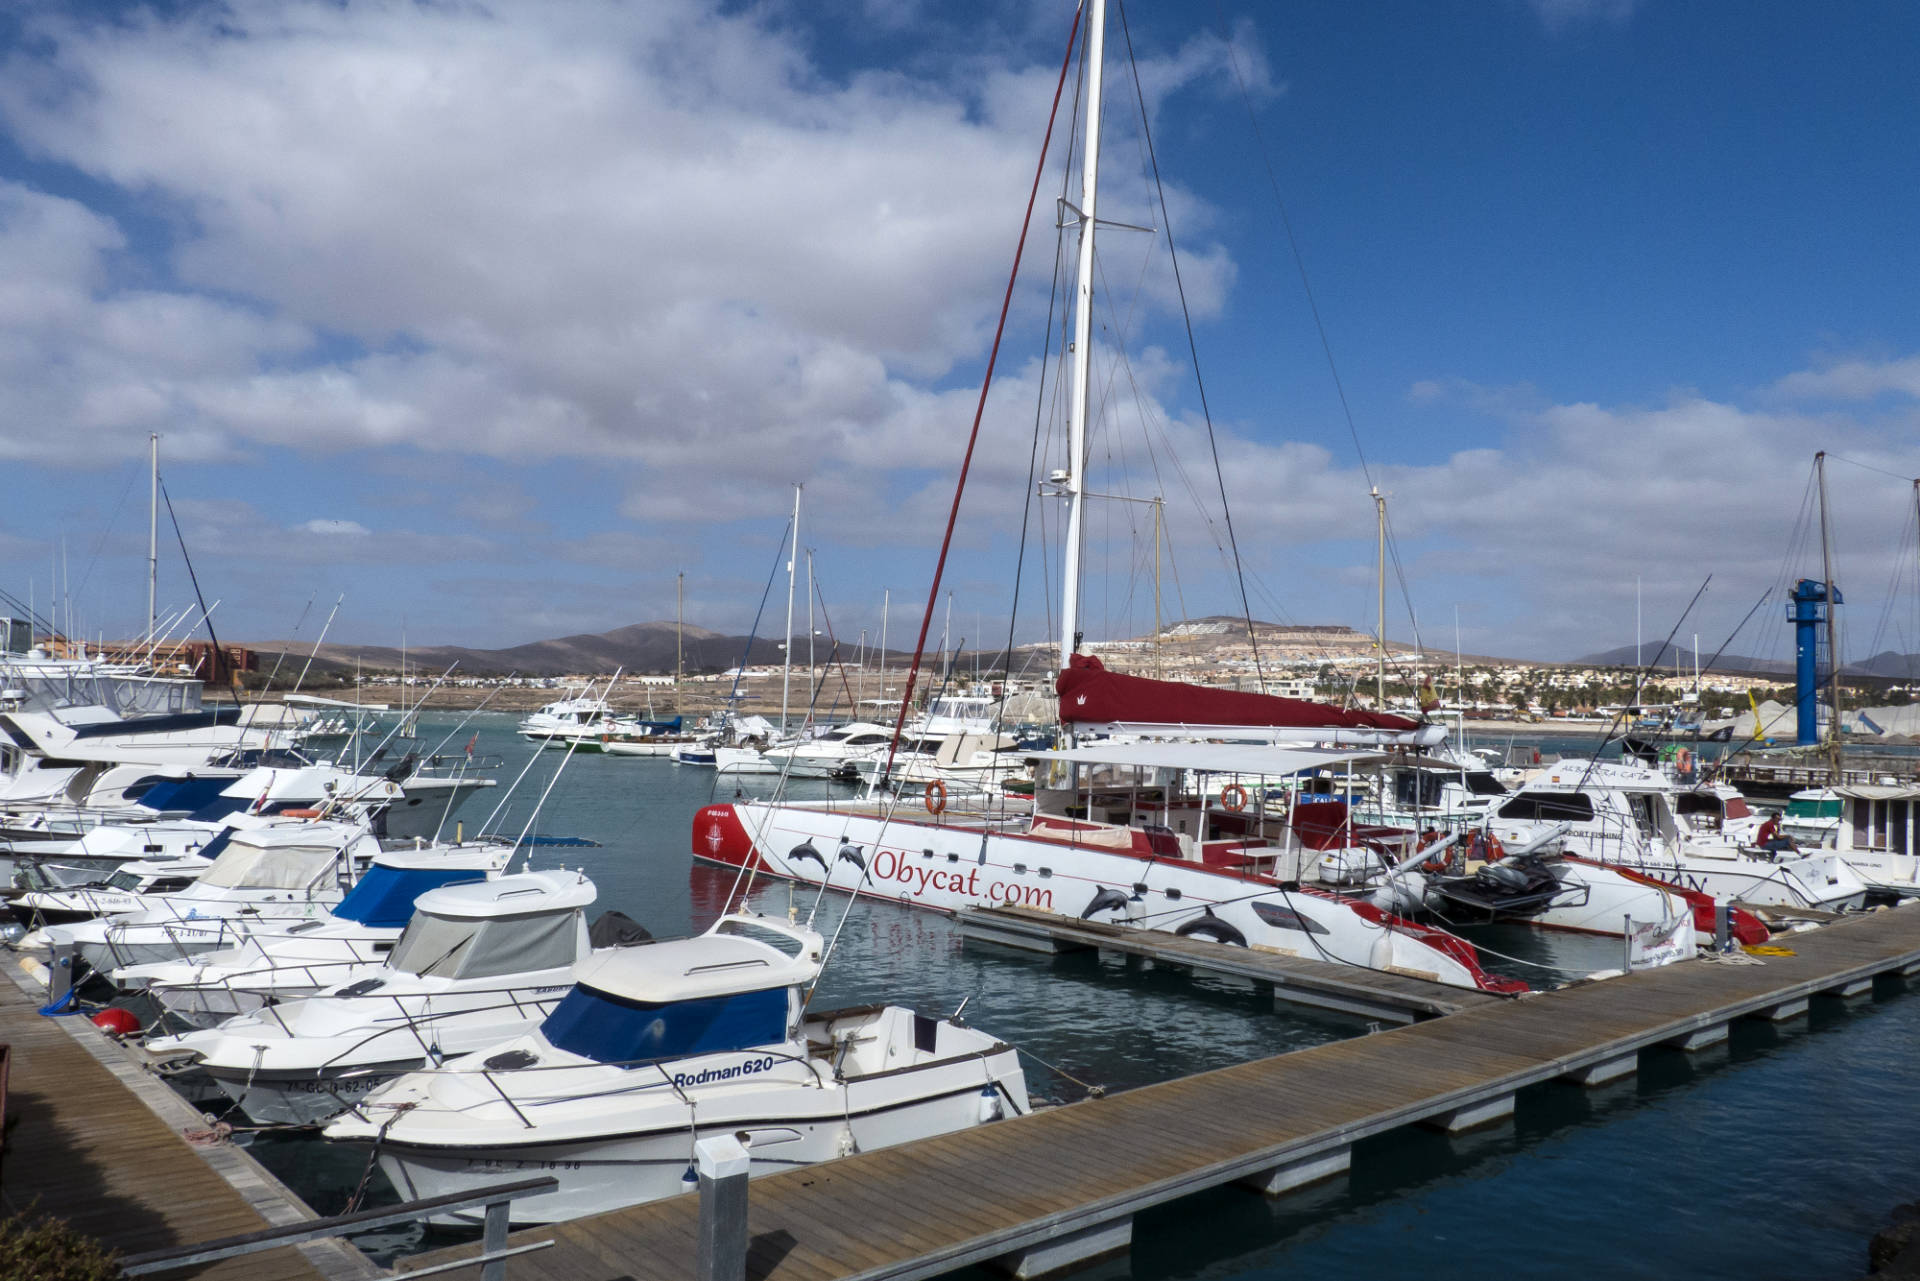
[117,1175,557,1278]
[310,985,575,1071]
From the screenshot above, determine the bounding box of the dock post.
[45,942,75,1009]
[1714,903,1731,953]
[480,1196,511,1281]
[695,1135,752,1281]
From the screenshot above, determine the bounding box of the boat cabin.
[381,871,595,981]
[328,845,508,931]
[538,914,822,1067]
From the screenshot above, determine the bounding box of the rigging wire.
[880,0,1083,780]
[1115,0,1264,682]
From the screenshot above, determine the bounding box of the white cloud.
[1769,355,1920,402]
[0,0,1240,498]
[297,518,370,537]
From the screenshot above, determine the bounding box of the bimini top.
[570,914,822,1004]
[1028,741,1374,778]
[411,869,596,921]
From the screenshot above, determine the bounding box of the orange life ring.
[924,780,948,815]
[1220,783,1249,813]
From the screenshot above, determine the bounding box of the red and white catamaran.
[695,658,1529,994]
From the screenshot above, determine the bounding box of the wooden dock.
[0,963,373,1280]
[957,905,1504,1022]
[399,900,1920,1281]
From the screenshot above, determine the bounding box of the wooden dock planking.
[0,963,361,1281]
[391,902,1920,1281]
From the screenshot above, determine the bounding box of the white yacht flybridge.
[149,869,600,1124]
[324,911,1027,1225]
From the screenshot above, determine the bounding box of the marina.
[393,892,1920,1281]
[3,1,1920,1279]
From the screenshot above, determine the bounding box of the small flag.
[464,733,478,757]
[1418,675,1440,713]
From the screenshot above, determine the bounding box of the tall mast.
[880,588,890,713]
[806,548,816,701]
[1058,0,1107,670]
[675,570,684,715]
[1373,486,1386,710]
[781,484,800,731]
[1816,450,1840,769]
[1152,496,1163,679]
[147,433,159,644]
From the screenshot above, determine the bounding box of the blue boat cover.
[541,984,787,1066]
[136,776,238,815]
[331,864,487,929]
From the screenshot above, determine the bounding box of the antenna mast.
[1058,0,1106,671]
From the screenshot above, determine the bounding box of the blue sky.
[2,0,1918,669]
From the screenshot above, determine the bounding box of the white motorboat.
[29,815,383,973]
[147,871,601,1124]
[759,722,897,779]
[7,856,209,928]
[1484,759,1868,911]
[113,842,516,1025]
[1791,783,1920,895]
[324,912,1027,1225]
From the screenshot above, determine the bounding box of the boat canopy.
[196,841,342,891]
[386,906,581,979]
[1056,656,1443,745]
[1026,742,1375,778]
[412,870,596,920]
[567,915,821,1004]
[541,984,788,1066]
[330,862,489,929]
[1834,783,1920,801]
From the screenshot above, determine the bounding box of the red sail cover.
[1056,654,1419,732]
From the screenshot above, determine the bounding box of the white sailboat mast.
[781,483,800,731]
[1059,0,1106,670]
[147,433,159,644]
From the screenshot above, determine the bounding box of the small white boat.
[148,871,601,1125]
[28,815,384,973]
[114,842,515,1025]
[324,912,1027,1226]
[8,856,210,928]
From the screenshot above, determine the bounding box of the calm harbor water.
[239,712,1916,1276]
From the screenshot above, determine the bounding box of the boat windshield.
[386,910,578,979]
[1787,797,1840,818]
[541,984,788,1066]
[106,870,141,892]
[1494,793,1597,823]
[197,842,339,891]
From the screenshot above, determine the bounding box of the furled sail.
[1055,655,1444,747]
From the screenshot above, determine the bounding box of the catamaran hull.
[694,803,1515,992]
[362,1072,1023,1227]
[1595,853,1866,912]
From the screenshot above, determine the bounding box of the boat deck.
[958,904,1503,1022]
[397,901,1920,1281]
[0,963,364,1280]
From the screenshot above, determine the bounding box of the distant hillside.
[1577,640,1920,682]
[256,622,795,677]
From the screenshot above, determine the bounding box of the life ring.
[924,780,948,815]
[1675,748,1694,773]
[1220,783,1249,813]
